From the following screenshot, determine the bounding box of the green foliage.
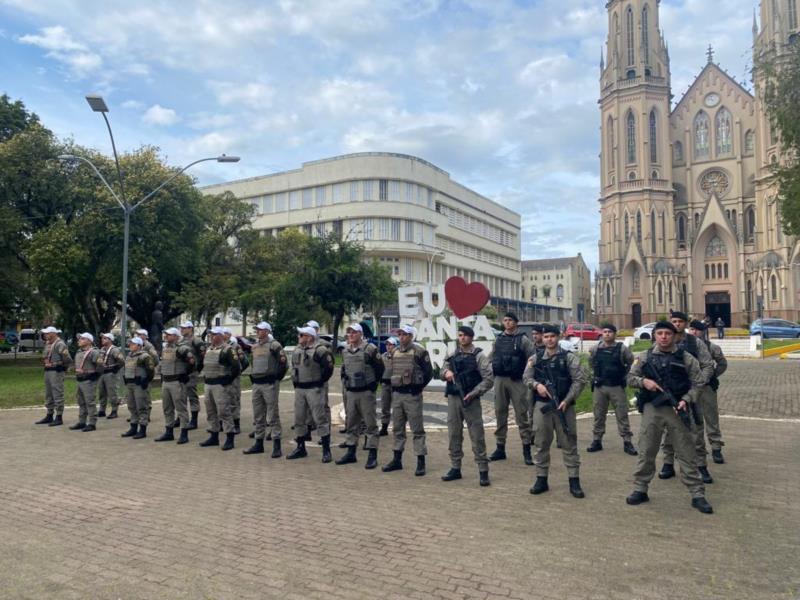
[0,93,39,142]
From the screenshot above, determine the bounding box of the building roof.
[521,256,584,271]
[671,61,754,117]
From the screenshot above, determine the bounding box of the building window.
[724,263,729,279]
[626,111,637,164]
[694,212,701,229]
[746,207,756,242]
[771,274,778,300]
[657,280,663,305]
[661,212,666,254]
[315,186,326,206]
[668,280,673,305]
[789,0,798,29]
[389,181,401,201]
[379,179,388,201]
[378,218,390,240]
[636,211,642,242]
[532,286,538,299]
[674,141,683,164]
[350,181,359,202]
[626,7,635,66]
[624,213,630,243]
[556,284,564,301]
[744,130,755,155]
[605,283,612,306]
[642,5,650,61]
[263,195,274,214]
[705,264,710,279]
[332,220,343,240]
[607,116,615,170]
[649,110,658,163]
[677,213,686,244]
[275,192,286,212]
[694,111,710,159]
[650,210,657,253]
[289,190,301,210]
[705,235,727,258]
[404,220,414,242]
[363,218,373,240]
[302,188,313,209]
[391,218,401,241]
[715,108,733,156]
[332,183,345,204]
[632,264,640,291]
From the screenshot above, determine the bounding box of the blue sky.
[0,0,757,270]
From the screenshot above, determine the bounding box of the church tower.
[597,0,673,327]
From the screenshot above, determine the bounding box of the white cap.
[180,320,194,328]
[136,328,148,337]
[78,332,94,342]
[164,327,180,336]
[398,325,416,337]
[101,332,115,341]
[306,320,320,329]
[346,323,363,333]
[41,326,58,334]
[210,326,225,335]
[255,321,272,331]
[386,336,399,346]
[222,327,232,335]
[130,336,144,346]
[297,326,317,338]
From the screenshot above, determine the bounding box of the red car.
[564,323,603,341]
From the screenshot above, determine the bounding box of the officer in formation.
[98,332,124,419]
[36,326,73,427]
[441,325,493,487]
[136,328,160,364]
[304,319,331,440]
[287,326,335,462]
[378,336,398,437]
[121,336,156,439]
[523,324,588,498]
[243,322,287,458]
[626,321,713,514]
[688,319,728,470]
[199,326,241,451]
[490,312,535,465]
[180,321,205,430]
[336,323,384,469]
[587,323,637,456]
[70,333,102,432]
[659,310,714,482]
[223,327,248,435]
[530,324,545,357]
[382,325,433,476]
[155,327,195,444]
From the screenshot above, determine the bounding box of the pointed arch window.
[605,282,612,306]
[746,206,756,242]
[649,110,658,163]
[650,210,657,253]
[657,280,663,305]
[636,211,643,242]
[677,213,686,244]
[674,141,683,164]
[746,280,753,313]
[668,281,673,305]
[694,111,710,159]
[626,111,637,164]
[681,284,688,311]
[626,7,635,66]
[744,130,755,155]
[632,264,640,291]
[705,235,727,258]
[624,213,631,243]
[771,274,778,300]
[607,116,615,170]
[642,6,650,62]
[715,108,733,156]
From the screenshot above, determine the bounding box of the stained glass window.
[716,108,733,156]
[626,112,636,164]
[695,111,710,159]
[705,235,727,258]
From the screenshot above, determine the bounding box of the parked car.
[564,323,602,341]
[633,322,657,340]
[749,318,800,338]
[18,328,46,352]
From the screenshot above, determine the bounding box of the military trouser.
[391,391,426,456]
[447,394,488,471]
[294,386,329,439]
[44,370,66,415]
[532,400,579,477]
[98,372,121,411]
[661,400,705,466]
[634,403,705,498]
[344,389,378,449]
[492,376,532,445]
[125,383,151,426]
[591,385,633,442]
[186,372,200,413]
[76,379,98,425]
[697,385,724,454]
[162,380,190,429]
[379,382,392,425]
[205,383,234,434]
[252,382,281,440]
[306,381,332,430]
[229,376,242,420]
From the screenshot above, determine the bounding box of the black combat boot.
[379,423,389,436]
[658,462,676,479]
[155,427,174,442]
[623,441,638,456]
[48,414,64,427]
[286,438,307,459]
[691,497,714,514]
[243,438,264,455]
[221,432,235,451]
[586,440,603,452]
[177,428,189,445]
[365,448,377,469]
[271,438,282,458]
[530,476,549,495]
[712,449,725,464]
[132,424,147,439]
[698,466,714,484]
[522,444,533,465]
[233,419,241,435]
[121,423,138,437]
[568,477,585,499]
[441,468,462,482]
[479,471,490,487]
[97,409,106,417]
[321,435,332,463]
[415,455,426,476]
[188,411,198,430]
[199,431,220,447]
[35,412,54,424]
[626,491,650,505]
[69,422,86,430]
[336,445,357,465]
[81,424,96,432]
[107,409,118,419]
[489,444,506,461]
[382,450,403,472]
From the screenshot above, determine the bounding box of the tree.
[0,93,40,142]
[542,284,552,301]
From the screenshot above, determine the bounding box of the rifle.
[539,381,570,435]
[447,375,470,408]
[642,361,692,429]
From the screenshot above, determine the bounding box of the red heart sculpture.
[444,276,490,319]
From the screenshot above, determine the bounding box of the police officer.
[121,336,156,439]
[441,325,494,487]
[287,326,335,462]
[136,328,160,365]
[524,324,588,498]
[306,319,335,440]
[336,324,384,469]
[180,321,205,430]
[156,327,195,444]
[71,332,102,432]
[36,326,73,427]
[625,321,713,514]
[659,310,714,480]
[199,326,240,451]
[223,327,248,435]
[243,322,287,458]
[531,324,546,357]
[382,325,433,476]
[688,319,728,470]
[378,336,398,437]
[587,323,637,455]
[98,333,124,419]
[490,312,535,465]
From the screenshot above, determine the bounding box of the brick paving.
[0,360,798,600]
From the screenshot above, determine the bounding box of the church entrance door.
[705,292,731,327]
[631,303,642,328]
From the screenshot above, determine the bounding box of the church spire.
[706,44,715,64]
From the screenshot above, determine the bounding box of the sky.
[0,0,759,271]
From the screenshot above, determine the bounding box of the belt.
[250,374,278,385]
[293,381,323,389]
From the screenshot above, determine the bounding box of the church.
[594,0,800,328]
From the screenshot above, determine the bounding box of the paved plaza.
[0,359,798,600]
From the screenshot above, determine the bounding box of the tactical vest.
[343,342,378,391]
[292,343,325,386]
[638,348,692,404]
[592,342,626,387]
[45,339,68,370]
[535,344,546,359]
[203,346,231,382]
[161,343,189,379]
[251,340,284,383]
[390,344,426,389]
[100,345,121,373]
[381,351,393,383]
[143,340,160,365]
[677,333,699,359]
[492,333,527,379]
[124,351,149,382]
[75,348,100,381]
[533,350,572,402]
[445,348,483,396]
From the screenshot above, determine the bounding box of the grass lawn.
[761,339,800,351]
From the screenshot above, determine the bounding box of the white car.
[633,322,656,340]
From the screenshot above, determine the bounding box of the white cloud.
[142,104,179,126]
[18,25,102,76]
[209,81,274,109]
[121,100,144,109]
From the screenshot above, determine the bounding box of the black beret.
[669,310,689,322]
[458,325,475,337]
[531,324,544,333]
[600,322,617,332]
[689,319,706,331]
[504,312,519,322]
[542,324,560,335]
[654,320,677,333]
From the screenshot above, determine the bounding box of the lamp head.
[216,155,240,163]
[85,95,109,113]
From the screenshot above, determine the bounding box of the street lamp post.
[60,95,240,346]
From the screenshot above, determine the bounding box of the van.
[18,329,46,352]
